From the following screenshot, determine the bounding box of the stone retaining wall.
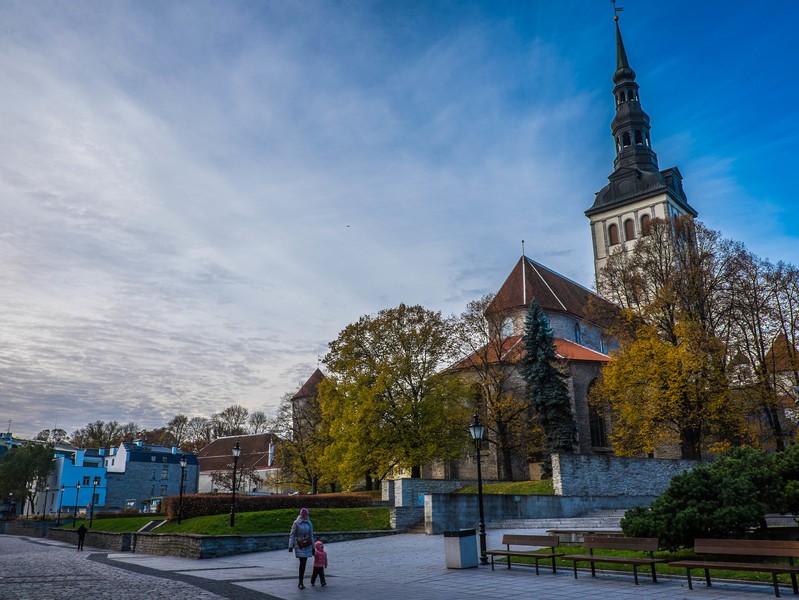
[391,506,424,531]
[383,478,473,507]
[47,527,132,551]
[552,453,698,497]
[425,493,654,535]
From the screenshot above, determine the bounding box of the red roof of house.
[196,433,279,472]
[765,334,799,374]
[488,256,617,323]
[291,368,325,401]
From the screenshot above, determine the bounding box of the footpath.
[1,529,783,600]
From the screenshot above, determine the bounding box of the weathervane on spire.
[611,0,624,22]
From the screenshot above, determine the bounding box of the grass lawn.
[456,480,554,495]
[80,507,390,535]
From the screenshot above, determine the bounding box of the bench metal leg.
[685,568,693,590]
[704,569,711,588]
[773,573,781,598]
[590,560,596,578]
[572,561,578,579]
[791,572,797,595]
[534,558,539,576]
[490,556,495,571]
[650,562,658,583]
[506,556,511,569]
[551,555,557,574]
[633,565,639,585]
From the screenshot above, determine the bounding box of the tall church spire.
[585,9,697,283]
[610,19,658,173]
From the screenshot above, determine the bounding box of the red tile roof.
[765,334,799,374]
[291,369,325,401]
[196,433,279,472]
[451,335,609,371]
[488,256,617,324]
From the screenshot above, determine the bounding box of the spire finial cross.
[611,0,624,22]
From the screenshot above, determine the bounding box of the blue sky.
[2,0,797,439]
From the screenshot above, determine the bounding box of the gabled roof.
[487,256,616,322]
[291,368,325,401]
[450,335,610,371]
[765,334,799,374]
[196,433,279,472]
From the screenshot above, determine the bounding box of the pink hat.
[300,508,310,517]
[315,540,324,549]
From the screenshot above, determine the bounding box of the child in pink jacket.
[311,540,328,586]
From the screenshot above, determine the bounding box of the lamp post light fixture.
[178,454,188,525]
[72,483,81,528]
[89,477,100,528]
[56,485,65,526]
[468,413,488,565]
[229,441,241,528]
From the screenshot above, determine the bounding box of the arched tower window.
[634,131,643,145]
[640,214,651,235]
[608,223,619,246]
[624,219,635,241]
[574,322,582,344]
[622,132,631,147]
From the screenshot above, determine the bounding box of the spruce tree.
[520,300,577,474]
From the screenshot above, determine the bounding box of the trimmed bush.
[163,493,371,521]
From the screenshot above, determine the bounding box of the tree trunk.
[364,473,373,491]
[501,447,515,482]
[679,425,702,460]
[310,476,318,495]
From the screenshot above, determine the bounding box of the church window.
[501,318,514,338]
[574,322,581,344]
[589,406,608,448]
[622,132,631,147]
[646,132,651,147]
[608,223,619,246]
[624,219,635,241]
[599,337,607,354]
[640,214,651,235]
[634,130,643,145]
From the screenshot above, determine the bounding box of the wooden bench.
[561,536,666,584]
[669,539,799,598]
[485,534,564,573]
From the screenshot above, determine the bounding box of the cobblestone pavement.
[2,531,788,600]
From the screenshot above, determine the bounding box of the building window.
[608,223,620,246]
[634,130,643,145]
[600,337,607,354]
[574,322,582,344]
[501,317,514,337]
[161,467,169,480]
[93,493,100,504]
[125,499,135,509]
[160,485,167,496]
[622,132,631,147]
[83,476,90,485]
[589,407,608,448]
[624,219,635,241]
[162,457,167,463]
[151,456,156,462]
[640,214,651,235]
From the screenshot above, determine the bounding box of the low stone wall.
[0,520,51,537]
[425,493,654,535]
[47,527,132,551]
[552,453,698,497]
[132,529,394,559]
[391,506,423,531]
[385,478,474,507]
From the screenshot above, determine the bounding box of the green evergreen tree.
[520,300,577,473]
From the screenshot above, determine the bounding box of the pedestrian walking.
[310,540,328,587]
[76,524,87,551]
[288,507,314,589]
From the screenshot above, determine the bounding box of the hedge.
[163,493,371,521]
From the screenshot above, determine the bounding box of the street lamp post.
[72,483,81,528]
[468,413,488,565]
[229,441,241,527]
[178,454,187,525]
[56,485,64,526]
[89,477,100,528]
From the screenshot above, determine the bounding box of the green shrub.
[162,493,371,521]
[621,446,799,550]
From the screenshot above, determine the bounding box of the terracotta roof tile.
[291,369,325,401]
[196,433,279,473]
[450,335,609,370]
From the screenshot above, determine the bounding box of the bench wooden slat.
[584,536,659,552]
[499,534,560,547]
[486,533,563,574]
[693,539,799,558]
[670,559,799,574]
[561,553,666,566]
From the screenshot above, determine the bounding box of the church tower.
[586,15,697,281]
